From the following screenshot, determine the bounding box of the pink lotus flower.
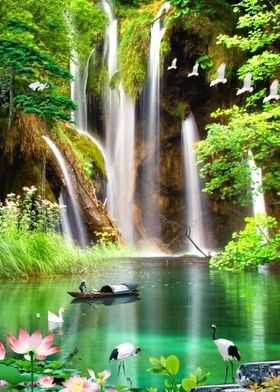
[61,375,100,392]
[6,328,60,360]
[37,376,55,389]
[0,342,5,360]
[0,381,8,387]
[87,369,111,385]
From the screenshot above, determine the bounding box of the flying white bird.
[167,58,177,70]
[263,79,279,103]
[187,63,199,77]
[48,307,67,324]
[37,82,49,91]
[236,72,253,95]
[210,324,241,384]
[210,63,227,86]
[28,81,49,91]
[109,343,141,376]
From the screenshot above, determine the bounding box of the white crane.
[187,63,199,77]
[109,342,141,376]
[236,72,254,95]
[210,324,241,384]
[48,307,67,324]
[167,58,177,70]
[263,79,279,103]
[210,63,227,86]
[28,81,49,91]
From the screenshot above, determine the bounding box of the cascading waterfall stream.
[248,150,267,218]
[59,191,74,244]
[182,114,207,254]
[42,136,87,248]
[70,48,95,132]
[141,2,170,239]
[247,149,269,239]
[101,0,136,243]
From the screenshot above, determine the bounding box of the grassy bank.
[0,230,133,280]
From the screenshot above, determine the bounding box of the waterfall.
[182,114,207,254]
[247,150,269,239]
[247,150,267,217]
[141,2,170,239]
[70,48,95,132]
[102,0,119,156]
[58,191,74,244]
[42,136,87,248]
[101,0,136,243]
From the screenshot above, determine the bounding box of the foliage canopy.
[196,0,280,206]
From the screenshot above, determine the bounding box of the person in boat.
[79,280,87,293]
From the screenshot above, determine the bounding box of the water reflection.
[0,258,279,389]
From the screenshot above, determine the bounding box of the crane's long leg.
[117,361,122,376]
[224,362,229,384]
[231,361,234,383]
[122,360,126,376]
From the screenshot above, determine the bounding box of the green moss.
[53,124,106,181]
[71,0,107,60]
[118,7,153,98]
[74,135,107,180]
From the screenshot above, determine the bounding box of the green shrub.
[210,214,280,271]
[147,354,210,391]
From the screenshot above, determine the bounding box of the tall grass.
[0,230,137,280]
[0,187,137,280]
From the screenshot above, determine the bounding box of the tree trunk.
[8,73,14,131]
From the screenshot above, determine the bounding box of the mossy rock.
[52,124,107,181]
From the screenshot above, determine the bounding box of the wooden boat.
[68,283,139,300]
[70,295,140,306]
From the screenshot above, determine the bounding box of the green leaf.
[166,355,180,376]
[149,357,162,366]
[147,367,168,375]
[195,367,202,377]
[159,356,167,367]
[181,378,196,391]
[0,364,30,385]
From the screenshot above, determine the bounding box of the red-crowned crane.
[109,343,141,376]
[210,323,241,384]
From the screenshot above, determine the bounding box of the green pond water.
[0,257,280,389]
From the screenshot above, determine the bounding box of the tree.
[195,0,280,205]
[0,36,75,127]
[0,21,77,127]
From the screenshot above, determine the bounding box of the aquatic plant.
[147,354,210,391]
[0,329,210,391]
[2,328,60,391]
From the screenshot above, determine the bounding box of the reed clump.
[0,187,133,280]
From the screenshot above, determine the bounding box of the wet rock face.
[237,361,280,387]
[0,115,120,244]
[190,361,280,391]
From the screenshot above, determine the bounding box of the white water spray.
[182,114,207,254]
[247,150,269,240]
[43,136,87,248]
[70,48,95,132]
[101,0,136,243]
[141,2,170,238]
[247,150,267,217]
[58,191,74,244]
